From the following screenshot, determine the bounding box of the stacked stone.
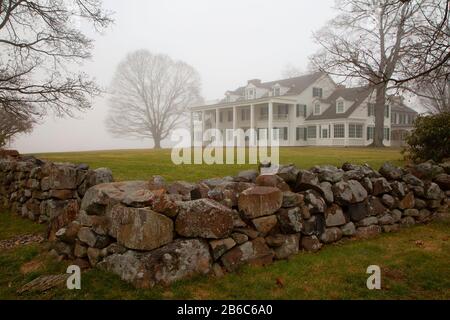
[51,160,449,289]
[0,155,113,239]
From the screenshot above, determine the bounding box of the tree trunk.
[153,137,162,149]
[372,83,387,147]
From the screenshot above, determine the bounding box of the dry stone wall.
[1,151,450,289]
[0,153,113,240]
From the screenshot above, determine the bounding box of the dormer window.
[273,86,281,97]
[314,102,321,115]
[336,101,344,113]
[313,87,323,98]
[246,88,255,100]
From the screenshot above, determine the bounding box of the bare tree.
[281,64,304,78]
[0,0,113,120]
[310,0,449,147]
[106,50,202,149]
[416,72,450,114]
[0,110,34,148]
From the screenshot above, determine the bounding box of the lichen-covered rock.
[276,165,300,185]
[273,234,300,260]
[379,163,403,180]
[319,181,334,204]
[175,199,234,239]
[221,238,274,272]
[325,204,346,227]
[81,181,151,215]
[301,235,322,252]
[281,191,303,208]
[238,186,283,219]
[398,192,415,210]
[381,194,396,209]
[295,170,321,192]
[277,207,303,234]
[341,222,356,236]
[356,216,379,227]
[372,178,392,196]
[355,225,381,239]
[252,215,278,235]
[303,190,326,213]
[333,180,367,205]
[255,175,290,192]
[320,227,343,244]
[209,238,236,260]
[98,239,212,288]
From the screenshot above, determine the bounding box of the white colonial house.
[190,72,396,147]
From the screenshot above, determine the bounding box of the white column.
[215,109,220,131]
[190,112,194,147]
[201,110,205,146]
[233,106,237,131]
[268,102,273,145]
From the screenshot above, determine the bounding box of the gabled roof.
[390,100,418,114]
[228,72,326,97]
[307,86,373,121]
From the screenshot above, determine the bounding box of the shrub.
[404,112,450,163]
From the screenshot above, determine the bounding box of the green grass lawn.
[34,147,405,182]
[3,147,446,300]
[0,211,449,300]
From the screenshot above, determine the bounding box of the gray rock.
[221,238,273,272]
[355,225,381,239]
[381,194,396,209]
[319,181,334,204]
[282,191,303,208]
[276,165,300,185]
[98,239,212,288]
[391,209,403,223]
[372,178,392,196]
[320,227,343,244]
[237,170,259,183]
[425,183,444,200]
[304,190,326,213]
[175,199,234,239]
[301,235,322,252]
[238,186,283,219]
[209,238,236,260]
[341,222,356,236]
[404,209,420,217]
[379,162,403,180]
[325,204,346,227]
[273,234,300,260]
[400,216,416,227]
[378,214,394,225]
[356,216,379,227]
[333,180,367,205]
[277,207,303,234]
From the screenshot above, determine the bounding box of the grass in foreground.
[34,147,404,182]
[1,211,449,300]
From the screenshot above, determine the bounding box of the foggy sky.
[12,0,337,153]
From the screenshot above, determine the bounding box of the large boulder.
[221,238,274,272]
[108,205,173,251]
[175,199,234,239]
[81,181,151,215]
[238,187,283,219]
[98,239,212,288]
[332,180,367,205]
[48,164,78,190]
